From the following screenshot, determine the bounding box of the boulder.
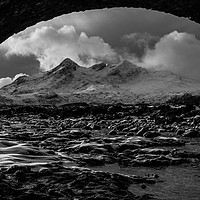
[183,129,200,137]
[143,131,160,138]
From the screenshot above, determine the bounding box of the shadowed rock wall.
[0,0,199,44]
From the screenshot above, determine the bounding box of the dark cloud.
[0,53,40,78]
[29,8,200,48]
[66,8,200,47]
[1,25,119,70]
[1,7,200,84]
[120,32,160,58]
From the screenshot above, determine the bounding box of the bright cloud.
[0,73,28,88]
[1,25,119,71]
[142,31,200,80]
[1,25,200,82]
[0,78,13,88]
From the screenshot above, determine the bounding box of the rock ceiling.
[0,0,199,44]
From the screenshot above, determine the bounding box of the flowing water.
[0,140,76,168]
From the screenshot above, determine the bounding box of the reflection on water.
[1,137,200,200]
[0,140,75,168]
[91,163,200,200]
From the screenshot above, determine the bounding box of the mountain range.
[0,58,200,105]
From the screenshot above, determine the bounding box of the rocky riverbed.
[1,95,200,199]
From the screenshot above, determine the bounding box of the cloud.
[142,31,200,81]
[0,53,39,78]
[1,25,119,71]
[119,31,200,81]
[122,32,159,56]
[1,22,200,82]
[0,78,13,88]
[0,73,28,88]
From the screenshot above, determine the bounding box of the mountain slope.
[0,58,200,105]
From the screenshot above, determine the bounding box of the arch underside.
[0,0,199,44]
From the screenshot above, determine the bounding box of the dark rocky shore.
[1,93,200,199]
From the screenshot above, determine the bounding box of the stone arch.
[0,0,199,44]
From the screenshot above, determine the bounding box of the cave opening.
[0,7,200,87]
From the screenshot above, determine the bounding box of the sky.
[0,7,200,87]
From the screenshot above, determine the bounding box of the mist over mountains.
[0,58,200,105]
[1,8,200,84]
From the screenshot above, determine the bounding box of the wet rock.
[137,148,170,155]
[108,129,118,135]
[173,149,200,159]
[153,137,185,147]
[67,143,106,154]
[141,184,147,189]
[59,129,91,140]
[5,165,31,174]
[38,167,53,176]
[129,155,186,167]
[1,103,200,200]
[136,127,147,136]
[176,128,185,135]
[15,192,50,200]
[88,123,101,130]
[143,131,160,138]
[14,170,26,182]
[157,128,166,133]
[79,156,105,166]
[126,131,136,136]
[68,129,86,139]
[183,129,200,137]
[193,115,200,125]
[118,143,140,152]
[153,174,159,178]
[0,180,21,198]
[90,147,108,154]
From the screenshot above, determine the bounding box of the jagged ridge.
[0,58,200,105]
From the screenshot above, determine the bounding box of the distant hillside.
[0,58,200,105]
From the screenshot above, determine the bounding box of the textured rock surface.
[1,101,200,199]
[0,0,200,44]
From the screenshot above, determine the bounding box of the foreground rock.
[0,164,158,200]
[0,101,200,199]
